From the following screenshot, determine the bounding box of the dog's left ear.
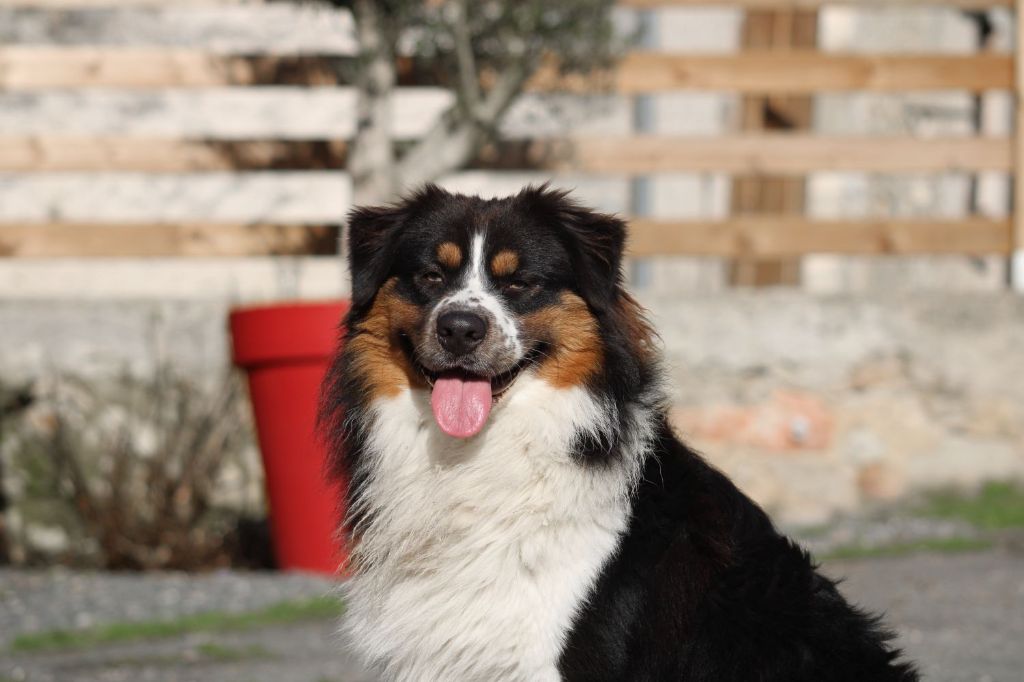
[522,186,626,314]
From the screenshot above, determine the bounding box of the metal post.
[629,8,656,290]
[1013,0,1024,291]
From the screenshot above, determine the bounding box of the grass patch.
[50,643,276,669]
[821,536,993,562]
[196,642,274,662]
[9,595,342,653]
[917,481,1024,530]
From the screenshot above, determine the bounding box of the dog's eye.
[503,280,530,293]
[421,270,445,285]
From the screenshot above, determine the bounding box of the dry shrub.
[1,366,264,570]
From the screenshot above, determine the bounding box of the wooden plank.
[1,48,1010,92]
[0,219,1007,258]
[627,218,1012,257]
[0,223,338,258]
[0,138,349,171]
[729,7,817,287]
[0,49,344,89]
[571,135,1013,173]
[620,0,1012,8]
[606,52,1013,93]
[0,135,1010,172]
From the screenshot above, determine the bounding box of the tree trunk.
[397,60,530,191]
[349,0,399,206]
[396,108,480,191]
[349,2,534,204]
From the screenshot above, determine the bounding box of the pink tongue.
[430,373,493,438]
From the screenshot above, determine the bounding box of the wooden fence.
[0,0,1020,274]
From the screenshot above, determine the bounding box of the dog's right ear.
[346,202,405,313]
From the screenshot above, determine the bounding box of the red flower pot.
[229,301,349,574]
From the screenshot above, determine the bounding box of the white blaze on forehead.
[468,232,486,291]
[437,232,522,356]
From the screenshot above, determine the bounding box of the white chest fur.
[341,375,641,682]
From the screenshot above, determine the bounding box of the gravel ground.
[0,569,335,649]
[791,515,986,556]
[2,548,1023,682]
[826,549,1024,682]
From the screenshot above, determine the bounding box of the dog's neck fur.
[341,373,657,682]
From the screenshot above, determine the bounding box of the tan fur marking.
[490,250,519,277]
[437,242,462,269]
[521,292,603,388]
[347,278,427,399]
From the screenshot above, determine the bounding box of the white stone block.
[0,4,356,54]
[438,173,630,215]
[0,89,451,139]
[0,172,351,222]
[1013,251,1024,293]
[0,256,349,302]
[655,9,742,52]
[802,256,1008,294]
[651,94,736,136]
[650,174,730,219]
[821,7,977,53]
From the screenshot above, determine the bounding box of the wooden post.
[1013,0,1024,290]
[729,8,817,286]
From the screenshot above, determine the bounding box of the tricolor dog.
[319,185,918,681]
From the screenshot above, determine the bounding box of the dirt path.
[4,549,1022,682]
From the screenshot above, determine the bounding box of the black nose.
[436,310,488,356]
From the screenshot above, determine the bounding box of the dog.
[319,184,919,681]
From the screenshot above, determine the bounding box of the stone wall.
[647,293,1024,523]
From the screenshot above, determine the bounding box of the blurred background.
[1,0,1022,681]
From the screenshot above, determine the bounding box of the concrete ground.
[3,548,1022,682]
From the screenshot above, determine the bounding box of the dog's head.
[335,184,654,440]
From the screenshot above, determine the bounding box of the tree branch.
[397,57,533,190]
[349,0,400,204]
[451,0,482,114]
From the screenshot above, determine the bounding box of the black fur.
[320,185,919,681]
[559,419,919,681]
[519,187,628,315]
[346,184,447,315]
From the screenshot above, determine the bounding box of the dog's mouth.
[408,345,538,439]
